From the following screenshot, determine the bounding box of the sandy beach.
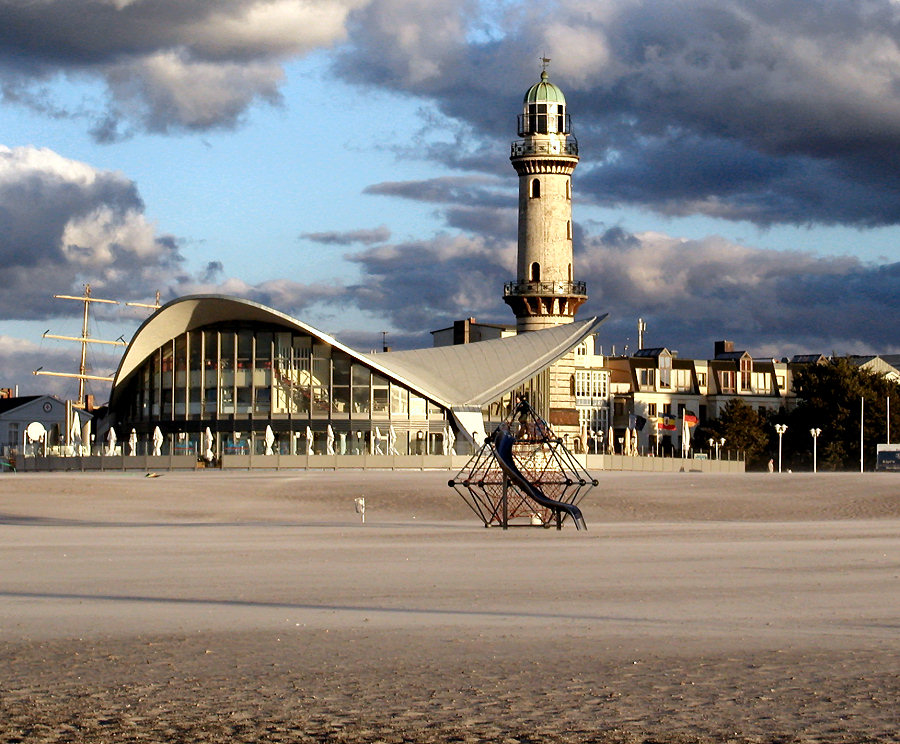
[1,469,898,743]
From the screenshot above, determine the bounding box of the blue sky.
[1,0,898,399]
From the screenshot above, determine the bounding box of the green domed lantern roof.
[523,70,567,105]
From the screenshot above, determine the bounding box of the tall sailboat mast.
[34,284,125,408]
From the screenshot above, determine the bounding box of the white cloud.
[0,0,364,137]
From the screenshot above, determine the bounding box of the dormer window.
[659,351,672,388]
[740,356,752,390]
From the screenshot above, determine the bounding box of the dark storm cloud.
[0,0,357,137]
[301,225,391,245]
[344,233,515,333]
[364,176,510,209]
[575,228,899,358]
[334,0,900,228]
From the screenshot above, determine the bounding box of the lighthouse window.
[530,178,541,198]
[530,262,541,282]
[566,180,571,200]
[567,220,572,240]
[528,103,548,134]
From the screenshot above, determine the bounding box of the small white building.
[0,395,69,457]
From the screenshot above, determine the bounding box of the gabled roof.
[0,395,40,415]
[111,295,607,410]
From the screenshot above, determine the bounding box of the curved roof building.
[108,295,605,457]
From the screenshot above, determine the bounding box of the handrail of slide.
[492,430,587,531]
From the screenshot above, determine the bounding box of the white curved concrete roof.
[372,316,607,407]
[111,295,606,411]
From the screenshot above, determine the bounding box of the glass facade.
[112,321,453,457]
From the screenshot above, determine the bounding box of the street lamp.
[810,428,822,473]
[719,437,726,461]
[775,423,788,473]
[708,437,714,458]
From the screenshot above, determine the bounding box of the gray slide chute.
[492,429,587,531]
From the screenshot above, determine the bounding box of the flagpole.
[860,396,864,473]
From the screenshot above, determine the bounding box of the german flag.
[683,411,699,427]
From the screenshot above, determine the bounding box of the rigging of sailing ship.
[33,284,160,408]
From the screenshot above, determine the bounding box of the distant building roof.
[0,395,40,415]
[633,347,670,358]
[714,350,749,361]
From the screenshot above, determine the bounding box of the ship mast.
[34,284,126,408]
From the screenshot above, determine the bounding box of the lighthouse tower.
[504,63,586,333]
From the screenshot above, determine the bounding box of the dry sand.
[1,469,898,743]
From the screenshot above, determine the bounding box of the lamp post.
[719,437,726,461]
[810,428,822,473]
[775,423,788,473]
[708,437,714,459]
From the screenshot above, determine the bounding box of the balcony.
[510,138,579,158]
[504,280,587,297]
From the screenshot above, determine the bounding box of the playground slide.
[492,430,587,531]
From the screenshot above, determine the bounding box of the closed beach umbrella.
[264,424,275,456]
[607,426,615,454]
[306,425,313,455]
[204,427,214,461]
[326,424,335,455]
[70,410,81,455]
[445,424,455,456]
[388,424,399,455]
[106,426,117,456]
[129,428,137,456]
[81,417,92,456]
[632,428,639,456]
[373,427,384,455]
[152,425,163,456]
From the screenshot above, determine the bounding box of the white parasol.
[105,426,117,456]
[607,426,615,454]
[204,427,214,461]
[152,425,163,456]
[373,427,384,455]
[326,424,335,455]
[70,410,82,455]
[129,428,137,456]
[264,424,275,456]
[444,424,455,456]
[388,424,399,455]
[306,425,314,455]
[632,427,639,456]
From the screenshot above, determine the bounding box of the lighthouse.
[503,62,586,333]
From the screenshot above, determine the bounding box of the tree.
[788,358,900,470]
[696,398,770,468]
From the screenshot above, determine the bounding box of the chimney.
[714,340,734,357]
[453,317,477,345]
